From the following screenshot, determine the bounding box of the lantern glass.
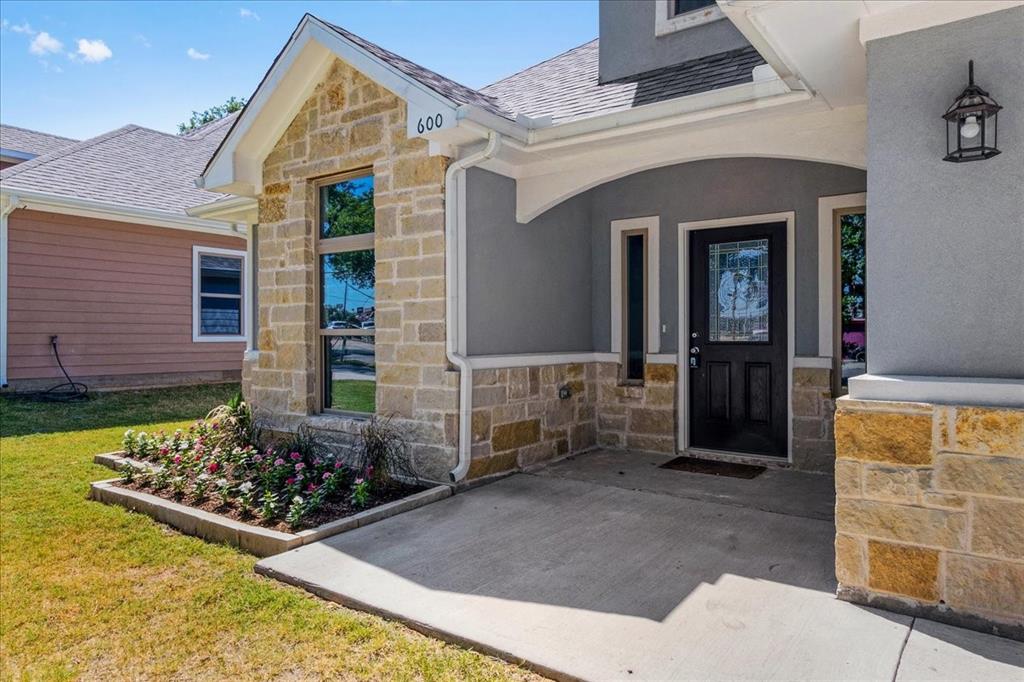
[943,60,1002,163]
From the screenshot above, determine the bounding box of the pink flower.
[313,458,322,466]
[334,461,343,470]
[322,472,332,481]
[355,477,364,485]
[274,458,286,467]
[207,462,219,474]
[290,452,302,461]
[307,483,318,493]
[252,454,263,463]
[173,454,182,464]
[294,462,305,472]
[286,477,296,485]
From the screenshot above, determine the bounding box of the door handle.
[689,346,701,369]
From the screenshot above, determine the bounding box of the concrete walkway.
[257,450,1024,681]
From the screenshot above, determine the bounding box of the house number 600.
[416,114,443,134]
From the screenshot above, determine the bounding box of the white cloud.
[76,38,112,62]
[186,47,210,61]
[10,21,34,35]
[40,59,64,74]
[30,31,63,55]
[133,33,151,48]
[239,8,260,20]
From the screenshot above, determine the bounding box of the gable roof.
[480,42,767,125]
[0,124,78,159]
[0,114,235,217]
[319,19,513,119]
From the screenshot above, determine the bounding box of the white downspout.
[0,193,17,389]
[445,132,501,483]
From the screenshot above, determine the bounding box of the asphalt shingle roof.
[0,124,78,158]
[0,114,235,216]
[480,41,767,124]
[319,19,514,119]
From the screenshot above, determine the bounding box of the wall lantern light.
[943,60,1002,163]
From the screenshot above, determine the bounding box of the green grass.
[0,384,539,681]
[331,379,376,413]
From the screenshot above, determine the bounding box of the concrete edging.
[89,473,452,557]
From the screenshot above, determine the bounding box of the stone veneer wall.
[468,364,597,478]
[834,398,1024,638]
[596,363,677,454]
[244,57,458,480]
[792,366,837,472]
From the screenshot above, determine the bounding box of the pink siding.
[6,209,246,384]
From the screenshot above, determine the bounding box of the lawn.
[0,383,539,681]
[331,379,376,413]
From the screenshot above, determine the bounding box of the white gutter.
[445,132,502,483]
[0,193,17,388]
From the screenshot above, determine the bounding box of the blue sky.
[1,1,598,140]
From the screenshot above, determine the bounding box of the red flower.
[286,477,296,485]
[207,461,219,474]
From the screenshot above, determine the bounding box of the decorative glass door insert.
[707,238,769,343]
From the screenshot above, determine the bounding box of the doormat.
[659,456,766,479]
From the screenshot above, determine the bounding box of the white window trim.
[655,0,725,37]
[816,193,867,359]
[192,245,249,343]
[610,216,660,356]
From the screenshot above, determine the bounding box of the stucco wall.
[465,158,866,358]
[6,208,245,389]
[865,7,1024,379]
[465,168,593,355]
[598,0,749,83]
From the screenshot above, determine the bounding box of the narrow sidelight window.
[318,172,376,414]
[193,246,246,341]
[835,210,866,394]
[674,0,717,16]
[623,232,647,382]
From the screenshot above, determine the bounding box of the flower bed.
[109,395,434,533]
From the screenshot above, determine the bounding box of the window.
[674,0,717,16]
[835,210,866,394]
[192,246,246,342]
[318,172,375,414]
[708,239,770,343]
[623,232,647,382]
[611,216,660,384]
[655,0,724,36]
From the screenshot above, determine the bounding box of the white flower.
[238,482,254,493]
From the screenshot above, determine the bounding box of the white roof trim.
[199,15,460,195]
[859,1,1024,44]
[187,196,259,225]
[1,188,247,238]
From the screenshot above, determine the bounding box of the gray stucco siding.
[465,159,865,358]
[466,169,594,355]
[866,7,1024,378]
[599,0,750,83]
[589,158,867,355]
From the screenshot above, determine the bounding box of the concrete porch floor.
[256,449,1024,681]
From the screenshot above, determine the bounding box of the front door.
[689,223,787,457]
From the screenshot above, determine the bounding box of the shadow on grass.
[0,383,241,438]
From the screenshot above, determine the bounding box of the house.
[197,1,1022,634]
[0,117,254,391]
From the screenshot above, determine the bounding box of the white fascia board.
[718,1,806,91]
[1,189,247,238]
[186,196,259,225]
[860,1,1024,45]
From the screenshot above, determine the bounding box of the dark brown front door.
[689,223,787,457]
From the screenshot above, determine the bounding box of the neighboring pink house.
[0,119,255,391]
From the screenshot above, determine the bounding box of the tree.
[177,96,247,135]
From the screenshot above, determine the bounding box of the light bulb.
[961,115,981,139]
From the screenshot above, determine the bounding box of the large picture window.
[318,172,375,414]
[192,246,246,342]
